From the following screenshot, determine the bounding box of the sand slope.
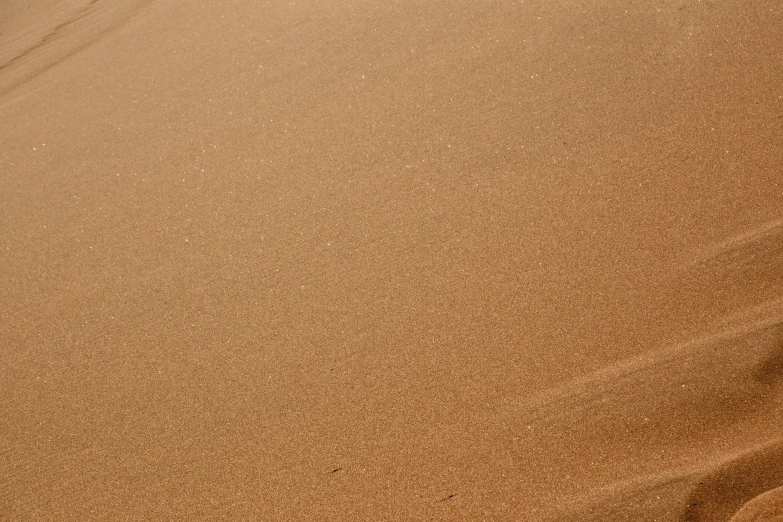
[1,0,781,519]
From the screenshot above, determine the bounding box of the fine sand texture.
[1,0,782,520]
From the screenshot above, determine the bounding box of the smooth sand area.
[1,0,782,519]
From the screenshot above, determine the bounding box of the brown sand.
[1,0,781,519]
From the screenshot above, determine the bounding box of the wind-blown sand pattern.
[0,0,152,94]
[1,0,781,520]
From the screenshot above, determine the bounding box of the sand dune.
[1,0,781,519]
[730,485,783,522]
[401,304,783,520]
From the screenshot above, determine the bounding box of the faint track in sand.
[689,217,783,269]
[0,0,154,96]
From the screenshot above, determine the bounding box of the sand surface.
[1,0,782,519]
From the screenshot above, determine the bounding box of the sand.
[1,0,781,519]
